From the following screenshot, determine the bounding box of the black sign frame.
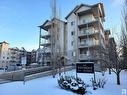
[76,62,94,73]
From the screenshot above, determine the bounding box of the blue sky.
[0,0,125,51]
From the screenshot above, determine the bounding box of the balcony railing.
[44,57,51,62]
[79,53,99,60]
[79,42,99,48]
[40,42,51,46]
[78,31,99,37]
[78,20,102,29]
[42,48,51,53]
[78,19,96,25]
[41,34,51,39]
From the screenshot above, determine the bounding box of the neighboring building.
[31,49,37,63]
[9,47,20,66]
[108,38,117,65]
[104,29,111,65]
[38,18,66,66]
[20,47,27,65]
[0,41,10,68]
[26,52,31,65]
[0,42,38,68]
[38,3,111,71]
[20,48,37,66]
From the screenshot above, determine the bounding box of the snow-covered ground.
[0,70,127,95]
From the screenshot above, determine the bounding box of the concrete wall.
[0,66,74,81]
[25,66,74,81]
[0,66,52,81]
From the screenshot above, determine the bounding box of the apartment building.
[31,49,37,63]
[0,42,37,68]
[39,3,111,70]
[38,18,66,66]
[20,48,37,65]
[65,3,110,70]
[0,41,10,68]
[9,47,20,66]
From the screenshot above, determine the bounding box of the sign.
[76,62,94,73]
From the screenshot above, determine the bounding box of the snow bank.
[0,70,127,95]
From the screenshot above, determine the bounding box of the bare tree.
[111,47,123,85]
[120,0,127,69]
[106,0,127,85]
[107,37,123,85]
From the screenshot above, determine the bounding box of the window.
[71,41,74,46]
[86,51,90,56]
[72,52,73,56]
[83,39,86,43]
[71,21,75,26]
[72,51,76,56]
[71,31,75,36]
[83,29,87,34]
[83,19,86,23]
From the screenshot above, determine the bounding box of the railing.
[79,42,99,47]
[78,19,96,26]
[41,42,51,46]
[78,31,99,36]
[45,48,51,53]
[44,57,51,62]
[79,53,99,60]
[41,34,51,38]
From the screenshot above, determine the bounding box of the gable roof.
[65,3,92,19]
[38,20,50,28]
[38,18,66,31]
[0,41,9,44]
[65,3,105,19]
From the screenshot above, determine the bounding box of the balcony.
[42,48,51,54]
[40,42,51,46]
[78,20,98,28]
[41,34,51,39]
[11,56,16,59]
[79,53,99,61]
[77,9,93,16]
[78,20,103,29]
[78,31,99,38]
[79,41,99,49]
[44,57,51,62]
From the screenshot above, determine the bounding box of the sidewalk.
[0,79,11,84]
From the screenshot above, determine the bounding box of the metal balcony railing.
[79,42,99,48]
[78,19,96,26]
[79,53,99,60]
[40,42,51,46]
[41,34,51,39]
[78,31,99,37]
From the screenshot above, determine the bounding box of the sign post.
[76,62,96,90]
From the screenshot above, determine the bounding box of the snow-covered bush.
[90,77,107,89]
[96,78,107,88]
[58,75,86,94]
